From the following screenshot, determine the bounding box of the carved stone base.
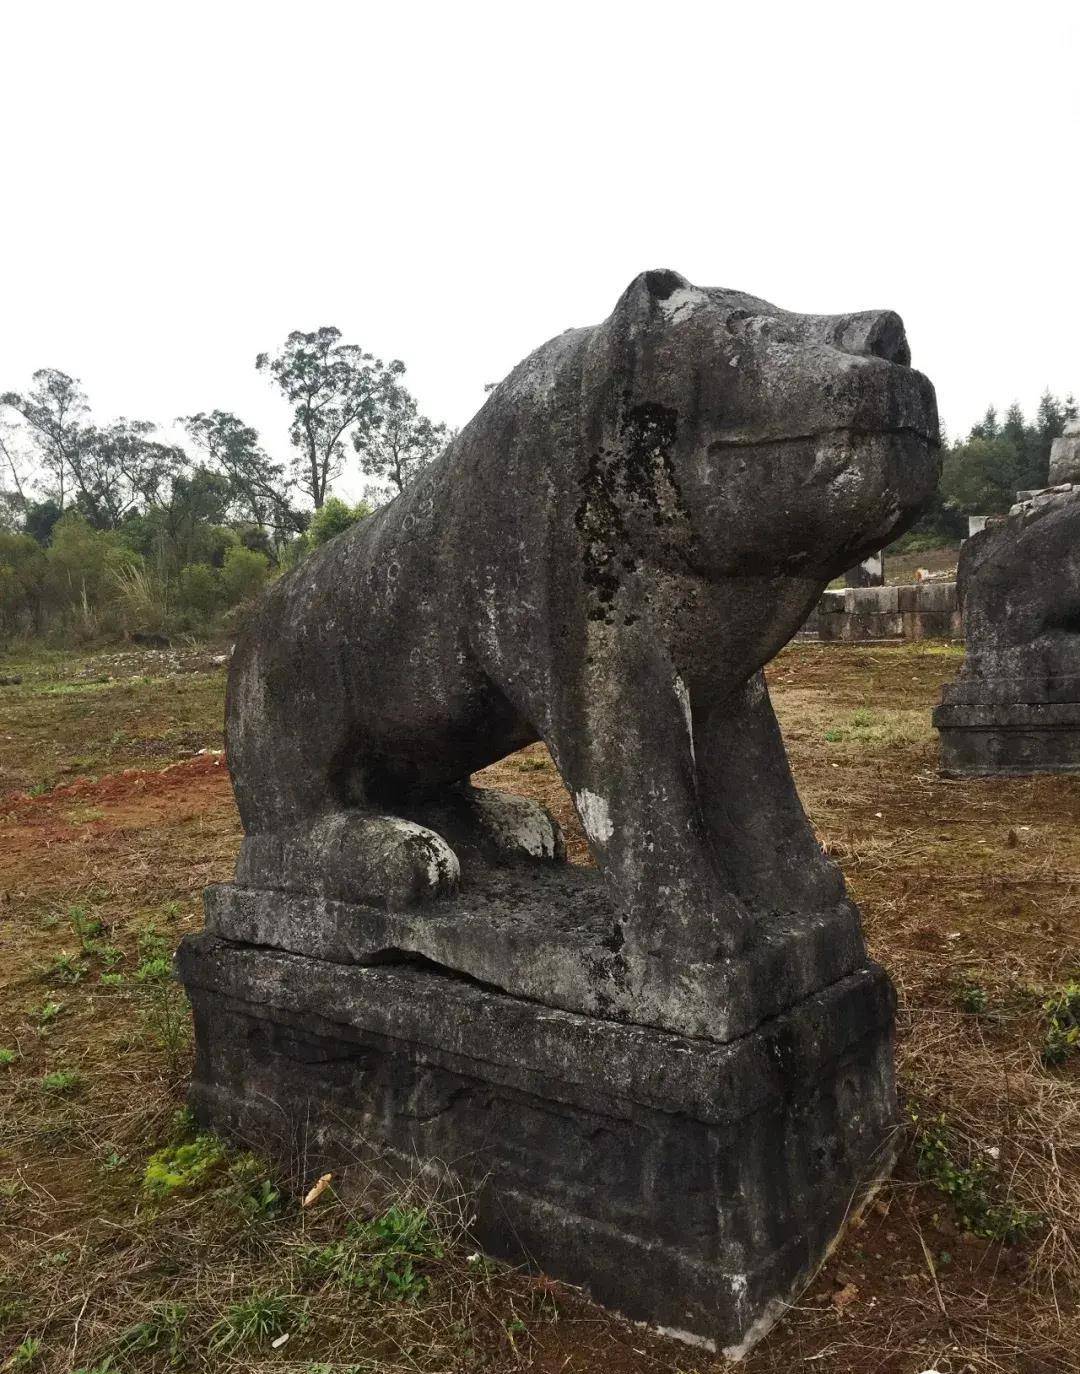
[177,908,898,1355]
[934,698,1080,777]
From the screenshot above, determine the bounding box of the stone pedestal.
[934,679,1080,777]
[177,884,897,1355]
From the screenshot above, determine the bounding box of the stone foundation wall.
[805,582,960,642]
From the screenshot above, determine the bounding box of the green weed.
[823,706,926,747]
[1041,981,1080,1065]
[68,906,104,940]
[0,1048,17,1066]
[99,1147,128,1173]
[134,956,171,982]
[0,1298,26,1332]
[138,978,191,1074]
[304,1204,443,1301]
[955,978,989,1014]
[86,943,123,966]
[39,952,86,985]
[912,1109,1039,1242]
[228,1155,282,1220]
[36,999,63,1024]
[6,1337,43,1367]
[113,1301,189,1363]
[40,1068,83,1094]
[209,1293,296,1351]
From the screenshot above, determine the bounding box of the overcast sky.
[2,1,1077,499]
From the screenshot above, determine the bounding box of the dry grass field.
[0,639,1077,1374]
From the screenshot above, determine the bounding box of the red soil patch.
[0,753,235,884]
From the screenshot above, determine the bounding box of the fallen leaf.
[832,1282,859,1313]
[302,1172,333,1207]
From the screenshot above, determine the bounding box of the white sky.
[2,0,1077,501]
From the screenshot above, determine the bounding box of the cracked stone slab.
[204,874,867,1044]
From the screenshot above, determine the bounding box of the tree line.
[896,390,1077,550]
[1,337,1076,643]
[0,328,450,642]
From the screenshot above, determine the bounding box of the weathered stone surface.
[1049,417,1080,486]
[935,486,1080,775]
[179,270,940,1351]
[178,932,897,1355]
[202,874,867,1044]
[225,270,939,970]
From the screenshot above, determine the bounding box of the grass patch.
[823,705,930,747]
[208,1292,298,1351]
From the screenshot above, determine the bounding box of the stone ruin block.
[1049,417,1080,486]
[814,581,959,643]
[178,271,941,1353]
[935,486,1080,776]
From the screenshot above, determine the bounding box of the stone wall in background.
[804,581,961,642]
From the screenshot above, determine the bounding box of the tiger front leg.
[541,635,751,962]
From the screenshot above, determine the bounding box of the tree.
[308,495,371,546]
[0,531,48,634]
[970,404,999,440]
[70,420,185,530]
[3,372,184,529]
[23,499,62,545]
[1,368,90,506]
[940,434,1020,514]
[180,410,303,535]
[353,370,449,497]
[125,467,233,577]
[256,328,389,509]
[0,418,28,508]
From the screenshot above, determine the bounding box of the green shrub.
[176,562,221,618]
[220,545,269,606]
[308,496,371,547]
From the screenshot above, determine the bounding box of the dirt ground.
[0,640,1077,1373]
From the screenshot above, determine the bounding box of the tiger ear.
[613,269,691,320]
